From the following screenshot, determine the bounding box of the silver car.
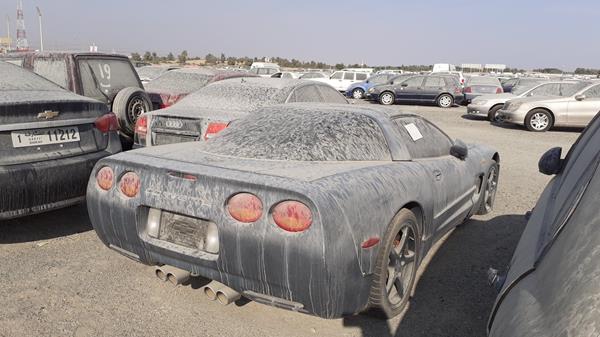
[498,82,600,131]
[468,81,582,122]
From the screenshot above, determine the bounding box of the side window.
[401,76,424,87]
[529,83,561,96]
[289,85,321,103]
[356,73,368,81]
[331,72,343,80]
[343,72,355,80]
[393,117,453,159]
[583,85,600,98]
[317,85,348,104]
[424,76,444,88]
[33,59,68,88]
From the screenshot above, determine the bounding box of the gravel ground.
[0,102,582,337]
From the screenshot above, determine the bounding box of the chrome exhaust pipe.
[216,286,241,305]
[202,280,222,301]
[155,266,168,282]
[154,265,190,285]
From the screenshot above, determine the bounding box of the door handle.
[433,170,442,181]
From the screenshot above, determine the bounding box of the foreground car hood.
[125,144,389,182]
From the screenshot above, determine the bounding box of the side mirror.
[538,147,563,175]
[575,94,586,101]
[450,140,468,160]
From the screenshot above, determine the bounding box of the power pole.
[5,15,10,50]
[36,6,42,51]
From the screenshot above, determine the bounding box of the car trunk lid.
[0,97,110,165]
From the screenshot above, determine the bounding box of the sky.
[1,0,599,70]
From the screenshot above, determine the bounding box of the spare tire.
[112,87,152,136]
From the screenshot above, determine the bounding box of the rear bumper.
[0,149,118,220]
[86,159,371,319]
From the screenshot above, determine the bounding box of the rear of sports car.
[0,96,121,219]
[86,152,367,318]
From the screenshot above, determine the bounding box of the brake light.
[134,114,148,146]
[464,87,472,93]
[159,94,183,109]
[272,201,312,232]
[227,193,263,223]
[95,113,118,133]
[496,87,503,94]
[119,172,141,198]
[204,122,228,140]
[96,166,114,190]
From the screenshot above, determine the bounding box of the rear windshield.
[0,61,63,91]
[201,108,391,161]
[176,81,290,111]
[78,58,140,100]
[145,71,214,93]
[466,77,500,86]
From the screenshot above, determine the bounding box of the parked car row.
[468,79,600,132]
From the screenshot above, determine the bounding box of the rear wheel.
[525,109,553,132]
[352,88,365,99]
[368,209,419,318]
[477,161,499,215]
[437,94,454,108]
[488,105,503,123]
[379,91,395,105]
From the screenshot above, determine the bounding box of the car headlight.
[474,100,488,105]
[368,87,375,93]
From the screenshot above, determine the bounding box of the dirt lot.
[0,103,581,337]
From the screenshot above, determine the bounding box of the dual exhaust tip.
[154,265,240,305]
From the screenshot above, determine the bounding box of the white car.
[311,71,370,91]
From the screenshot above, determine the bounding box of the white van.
[310,71,370,91]
[250,62,281,77]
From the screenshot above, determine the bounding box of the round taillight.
[96,166,114,190]
[272,201,312,232]
[227,193,263,223]
[119,172,141,198]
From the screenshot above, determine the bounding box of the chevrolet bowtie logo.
[37,110,60,119]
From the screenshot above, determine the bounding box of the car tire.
[112,87,152,136]
[437,94,454,108]
[477,161,499,215]
[525,109,553,132]
[487,105,503,123]
[379,91,395,105]
[352,88,365,99]
[368,209,420,319]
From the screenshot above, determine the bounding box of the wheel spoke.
[394,275,405,298]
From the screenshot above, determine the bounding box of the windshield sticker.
[404,123,423,141]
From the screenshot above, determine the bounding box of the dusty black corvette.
[87,103,499,318]
[0,61,121,219]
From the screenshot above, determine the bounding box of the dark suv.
[368,74,464,108]
[1,52,152,148]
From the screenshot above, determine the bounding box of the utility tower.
[16,0,29,51]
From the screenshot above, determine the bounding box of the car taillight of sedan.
[94,113,119,133]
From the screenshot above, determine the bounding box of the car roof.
[4,51,131,59]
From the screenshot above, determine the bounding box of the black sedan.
[488,113,600,337]
[0,61,121,220]
[87,103,499,319]
[134,78,348,147]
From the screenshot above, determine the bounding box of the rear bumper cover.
[0,134,120,219]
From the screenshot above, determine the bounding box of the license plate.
[11,126,80,148]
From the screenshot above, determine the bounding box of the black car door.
[392,116,478,237]
[394,76,425,101]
